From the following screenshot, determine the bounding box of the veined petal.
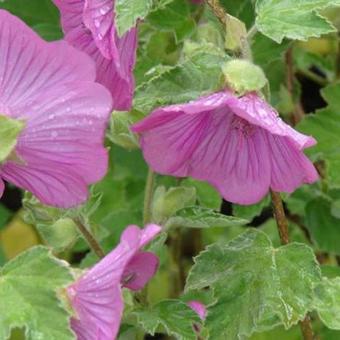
[83,0,118,59]
[265,132,319,193]
[187,301,207,321]
[229,92,316,150]
[123,252,159,291]
[132,93,271,205]
[67,225,161,339]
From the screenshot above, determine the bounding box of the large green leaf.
[116,0,153,36]
[186,229,321,338]
[298,84,340,186]
[147,0,195,42]
[135,299,200,340]
[255,0,340,43]
[166,206,248,229]
[305,197,340,255]
[314,277,340,329]
[0,246,73,339]
[134,42,227,113]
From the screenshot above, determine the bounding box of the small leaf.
[0,115,25,163]
[166,206,248,229]
[135,299,200,340]
[152,186,196,224]
[186,229,321,338]
[0,246,73,339]
[314,277,340,329]
[255,0,340,43]
[115,0,153,36]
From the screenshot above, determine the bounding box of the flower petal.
[187,301,207,321]
[264,132,319,193]
[68,225,161,339]
[230,92,316,150]
[132,93,271,204]
[54,0,137,110]
[1,81,111,208]
[0,11,95,113]
[122,251,159,291]
[83,0,118,59]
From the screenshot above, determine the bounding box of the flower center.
[231,115,255,137]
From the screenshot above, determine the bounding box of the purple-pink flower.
[132,90,319,205]
[0,10,112,208]
[187,300,207,321]
[66,224,161,339]
[53,0,138,110]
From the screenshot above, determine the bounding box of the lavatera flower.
[132,91,319,205]
[66,224,161,340]
[0,10,112,208]
[53,0,138,110]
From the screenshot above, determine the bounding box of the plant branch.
[270,191,314,340]
[206,0,227,26]
[74,218,105,258]
[143,168,155,224]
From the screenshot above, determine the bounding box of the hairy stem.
[143,168,155,225]
[206,0,227,26]
[74,218,105,258]
[270,191,314,340]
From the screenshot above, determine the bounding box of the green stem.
[246,24,258,42]
[74,218,105,258]
[143,168,155,225]
[270,191,314,340]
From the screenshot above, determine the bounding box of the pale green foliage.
[314,277,340,329]
[0,247,73,339]
[255,0,340,43]
[186,229,321,338]
[135,299,200,339]
[116,0,153,36]
[134,42,228,113]
[0,115,25,163]
[166,206,248,229]
[151,186,196,224]
[222,59,267,94]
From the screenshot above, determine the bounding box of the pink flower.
[67,224,161,340]
[132,90,318,205]
[187,301,207,320]
[0,10,112,208]
[53,0,138,110]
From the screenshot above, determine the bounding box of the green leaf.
[255,0,340,43]
[134,42,227,113]
[0,115,25,163]
[186,229,321,338]
[0,246,73,339]
[147,0,195,42]
[151,186,196,224]
[166,206,248,229]
[135,299,200,340]
[116,0,153,36]
[305,197,340,255]
[298,84,340,186]
[314,278,340,329]
[0,0,60,26]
